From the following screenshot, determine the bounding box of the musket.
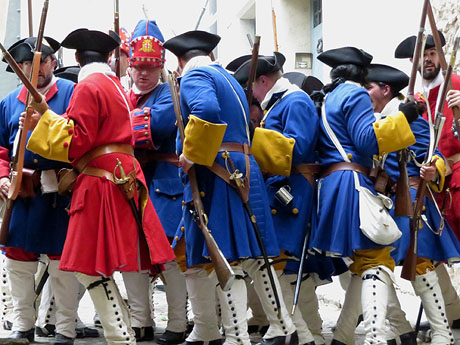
[167,72,235,291]
[113,0,121,79]
[400,0,430,281]
[0,0,49,245]
[394,0,430,218]
[27,0,33,36]
[246,35,260,107]
[271,6,279,52]
[426,2,460,140]
[224,153,282,317]
[401,36,460,281]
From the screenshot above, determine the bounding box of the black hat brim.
[284,72,324,96]
[54,65,80,83]
[232,51,286,85]
[4,36,60,73]
[61,28,121,53]
[366,63,409,93]
[317,46,373,68]
[163,30,220,57]
[395,31,446,59]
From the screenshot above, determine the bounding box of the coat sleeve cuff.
[183,115,227,167]
[26,109,74,163]
[373,111,416,156]
[251,127,295,176]
[429,154,446,192]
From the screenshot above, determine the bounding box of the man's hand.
[30,94,49,115]
[420,157,438,182]
[19,108,41,130]
[0,177,10,201]
[179,153,193,174]
[447,90,460,109]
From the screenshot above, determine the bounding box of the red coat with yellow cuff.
[423,74,460,238]
[27,66,175,276]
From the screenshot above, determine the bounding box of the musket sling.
[207,142,251,203]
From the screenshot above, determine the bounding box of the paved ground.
[2,265,460,344]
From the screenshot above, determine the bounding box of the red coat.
[59,71,175,276]
[424,74,460,238]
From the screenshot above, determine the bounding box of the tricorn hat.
[229,52,286,85]
[366,63,409,93]
[163,30,220,58]
[394,30,446,59]
[317,46,373,68]
[3,36,60,72]
[61,28,121,53]
[54,65,80,83]
[284,72,324,96]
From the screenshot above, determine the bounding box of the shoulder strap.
[205,66,251,144]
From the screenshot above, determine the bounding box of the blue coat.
[0,79,74,254]
[263,89,318,258]
[175,64,279,267]
[309,83,386,257]
[131,83,183,238]
[384,116,460,263]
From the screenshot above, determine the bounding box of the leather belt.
[75,143,134,173]
[321,162,369,179]
[218,142,249,154]
[292,163,321,187]
[447,153,460,168]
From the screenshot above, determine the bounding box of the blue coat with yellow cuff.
[255,88,318,258]
[0,79,74,254]
[174,64,279,267]
[385,116,460,264]
[130,82,183,238]
[309,82,415,257]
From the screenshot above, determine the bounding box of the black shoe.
[255,331,299,345]
[53,332,75,345]
[330,340,346,345]
[3,320,12,330]
[300,342,315,345]
[452,318,460,329]
[418,320,430,331]
[399,331,417,345]
[182,340,223,345]
[133,326,154,341]
[156,330,187,344]
[356,314,363,326]
[35,324,56,337]
[93,313,102,328]
[75,326,99,338]
[10,328,35,342]
[387,339,397,345]
[248,325,269,336]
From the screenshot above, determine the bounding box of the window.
[313,0,322,27]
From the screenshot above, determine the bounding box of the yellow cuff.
[373,111,416,155]
[183,115,227,167]
[26,109,73,163]
[251,128,295,176]
[429,155,446,192]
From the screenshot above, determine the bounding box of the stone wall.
[432,0,460,72]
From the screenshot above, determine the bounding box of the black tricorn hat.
[3,36,60,72]
[366,63,409,93]
[54,65,80,83]
[163,30,220,57]
[230,52,286,85]
[284,72,324,96]
[226,54,252,72]
[394,30,446,59]
[317,46,373,68]
[61,29,121,53]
